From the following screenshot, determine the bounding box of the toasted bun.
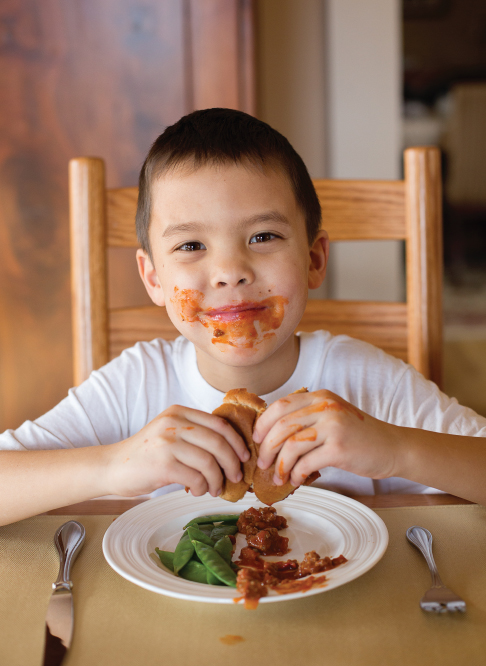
[212,389,266,502]
[252,465,297,505]
[222,388,267,414]
[213,387,319,506]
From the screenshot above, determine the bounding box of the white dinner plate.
[102,487,388,605]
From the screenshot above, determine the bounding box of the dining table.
[1,493,485,666]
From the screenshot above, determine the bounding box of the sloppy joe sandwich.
[213,388,319,505]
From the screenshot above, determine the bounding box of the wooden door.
[0,0,255,430]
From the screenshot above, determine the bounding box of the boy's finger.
[253,392,314,444]
[271,427,321,485]
[167,460,209,497]
[257,422,307,470]
[289,448,333,488]
[178,426,244,485]
[172,407,250,463]
[173,442,225,497]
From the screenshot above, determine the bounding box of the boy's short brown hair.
[136,108,322,257]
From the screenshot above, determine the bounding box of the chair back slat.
[108,301,408,364]
[298,300,408,361]
[105,181,408,248]
[109,306,179,360]
[314,180,407,240]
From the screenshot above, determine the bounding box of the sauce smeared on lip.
[171,288,288,348]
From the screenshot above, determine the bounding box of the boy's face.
[137,162,328,370]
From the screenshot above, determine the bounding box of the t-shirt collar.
[174,332,319,412]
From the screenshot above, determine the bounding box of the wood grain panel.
[297,300,408,361]
[69,158,109,385]
[314,180,407,240]
[189,0,256,114]
[405,147,443,386]
[44,493,472,515]
[0,0,255,428]
[109,306,179,360]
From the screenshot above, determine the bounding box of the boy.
[1,108,486,526]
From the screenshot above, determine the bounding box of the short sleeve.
[0,339,176,452]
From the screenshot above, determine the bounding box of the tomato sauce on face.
[170,288,288,349]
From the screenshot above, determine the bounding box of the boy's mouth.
[202,302,268,322]
[171,287,289,349]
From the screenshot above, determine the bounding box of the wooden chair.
[69,147,443,388]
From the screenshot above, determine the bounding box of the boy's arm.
[254,390,486,505]
[394,427,486,504]
[0,404,249,527]
[0,446,112,526]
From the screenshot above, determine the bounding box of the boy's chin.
[198,335,283,366]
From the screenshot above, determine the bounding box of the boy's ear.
[136,249,166,307]
[308,229,329,290]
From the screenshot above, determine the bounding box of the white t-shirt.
[2,331,485,496]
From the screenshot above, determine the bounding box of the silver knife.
[43,520,86,666]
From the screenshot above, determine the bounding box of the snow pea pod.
[192,540,237,588]
[207,569,225,586]
[184,514,239,529]
[173,532,194,574]
[213,535,234,566]
[155,548,175,572]
[211,525,238,540]
[186,526,215,547]
[179,560,209,585]
[197,524,214,535]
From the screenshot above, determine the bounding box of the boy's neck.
[195,335,300,396]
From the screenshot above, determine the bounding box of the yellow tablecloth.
[1,505,485,666]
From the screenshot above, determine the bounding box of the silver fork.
[406,526,466,613]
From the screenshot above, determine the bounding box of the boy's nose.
[209,253,256,289]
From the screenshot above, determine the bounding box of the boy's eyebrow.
[162,211,291,238]
[162,222,209,238]
[244,211,291,227]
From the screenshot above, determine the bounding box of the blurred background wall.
[1,0,485,432]
[0,0,255,430]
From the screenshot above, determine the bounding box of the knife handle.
[53,521,86,591]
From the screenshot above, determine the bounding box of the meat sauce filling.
[236,506,288,537]
[234,507,347,609]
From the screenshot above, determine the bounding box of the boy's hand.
[253,389,403,487]
[107,405,250,498]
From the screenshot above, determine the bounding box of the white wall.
[325,0,404,301]
[257,0,403,301]
[257,0,328,298]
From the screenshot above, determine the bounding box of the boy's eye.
[176,241,206,252]
[249,232,279,244]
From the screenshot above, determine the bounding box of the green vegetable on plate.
[210,525,238,540]
[155,548,175,572]
[183,514,239,529]
[173,531,195,574]
[178,560,209,585]
[192,540,237,588]
[186,526,216,548]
